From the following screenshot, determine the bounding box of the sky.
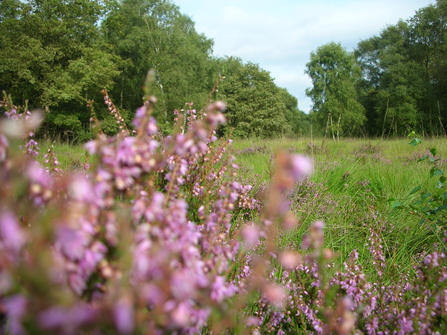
[172,0,435,113]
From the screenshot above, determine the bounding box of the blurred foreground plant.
[0,93,446,335]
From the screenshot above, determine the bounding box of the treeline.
[0,0,308,141]
[306,0,447,138]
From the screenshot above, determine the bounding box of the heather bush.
[0,90,447,335]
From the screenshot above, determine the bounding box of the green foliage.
[400,135,447,231]
[0,0,120,141]
[305,42,366,138]
[216,57,290,138]
[101,0,216,121]
[355,0,447,137]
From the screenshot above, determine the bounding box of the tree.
[356,21,427,136]
[101,0,215,126]
[277,87,310,137]
[215,57,290,138]
[305,42,365,139]
[0,0,119,141]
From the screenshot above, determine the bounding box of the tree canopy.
[0,0,301,140]
[305,42,366,138]
[304,0,447,137]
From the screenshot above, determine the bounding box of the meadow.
[233,137,447,279]
[1,101,446,334]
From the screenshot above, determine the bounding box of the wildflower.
[289,154,313,181]
[0,211,25,254]
[114,297,134,335]
[242,223,261,249]
[263,284,287,308]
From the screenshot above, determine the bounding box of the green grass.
[232,136,447,282]
[37,140,91,170]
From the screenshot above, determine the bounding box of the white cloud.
[174,0,435,113]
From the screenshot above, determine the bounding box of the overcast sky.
[172,0,434,113]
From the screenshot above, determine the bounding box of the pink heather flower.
[242,223,260,249]
[3,294,27,335]
[0,211,25,253]
[208,101,226,112]
[69,273,86,295]
[289,154,313,181]
[0,134,8,162]
[69,175,94,202]
[27,163,51,187]
[116,137,136,164]
[246,316,262,326]
[114,297,135,335]
[144,192,165,222]
[211,276,237,303]
[38,303,96,331]
[171,271,196,300]
[147,116,158,135]
[141,283,164,306]
[84,140,98,155]
[264,284,287,308]
[207,111,226,127]
[279,251,302,270]
[171,302,191,327]
[56,226,89,261]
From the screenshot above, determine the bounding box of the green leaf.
[418,155,429,162]
[409,186,421,195]
[408,138,422,146]
[430,147,437,156]
[430,167,444,178]
[421,192,432,200]
[408,131,416,137]
[391,201,404,209]
[436,181,445,189]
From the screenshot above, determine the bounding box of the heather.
[0,88,446,335]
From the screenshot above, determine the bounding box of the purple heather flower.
[280,251,302,270]
[144,192,165,222]
[69,175,94,203]
[289,154,313,181]
[211,276,237,303]
[242,223,260,249]
[3,294,27,335]
[171,270,196,300]
[69,273,86,295]
[263,284,287,308]
[206,111,226,127]
[133,106,159,135]
[116,137,136,164]
[27,162,51,187]
[171,302,192,328]
[0,211,25,253]
[39,303,96,333]
[208,101,226,112]
[55,226,89,261]
[0,134,8,162]
[398,316,414,333]
[246,316,262,326]
[114,297,135,335]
